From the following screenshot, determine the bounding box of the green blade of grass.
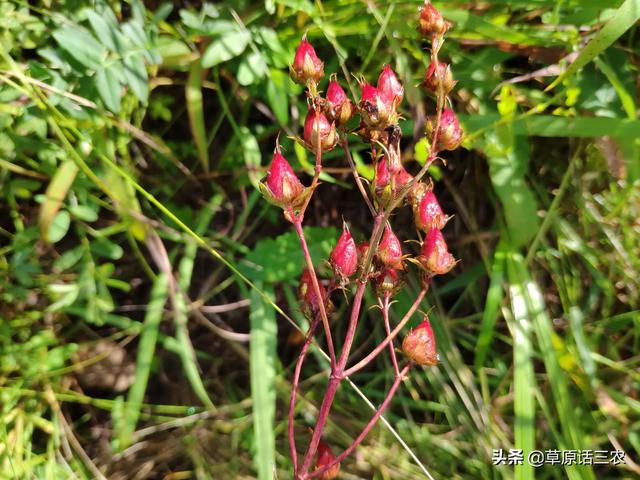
[508,250,595,480]
[186,59,209,172]
[172,195,223,409]
[505,247,536,480]
[249,282,277,480]
[475,240,507,370]
[545,0,640,91]
[119,273,169,449]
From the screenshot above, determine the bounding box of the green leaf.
[47,210,70,243]
[39,159,78,243]
[186,60,209,172]
[95,66,121,113]
[237,52,268,86]
[546,0,640,91]
[266,69,289,125]
[241,126,261,189]
[240,227,338,283]
[85,9,124,53]
[69,205,98,222]
[53,27,105,69]
[483,87,539,247]
[249,282,277,480]
[201,30,250,68]
[122,53,149,103]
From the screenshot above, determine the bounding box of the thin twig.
[381,293,400,377]
[340,135,376,216]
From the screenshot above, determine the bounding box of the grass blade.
[506,247,536,480]
[249,282,277,480]
[475,240,507,369]
[545,0,640,91]
[186,59,209,172]
[119,273,169,448]
[39,159,78,242]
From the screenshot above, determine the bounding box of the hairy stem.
[343,288,426,377]
[381,293,399,377]
[307,364,412,479]
[289,316,321,475]
[292,219,336,367]
[340,135,376,216]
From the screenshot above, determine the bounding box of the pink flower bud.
[303,108,337,152]
[377,64,404,108]
[375,155,392,190]
[326,77,354,125]
[393,166,413,189]
[419,1,449,38]
[260,147,306,209]
[423,60,456,95]
[298,268,331,320]
[330,222,358,278]
[419,228,456,275]
[402,317,439,366]
[414,190,447,231]
[315,441,340,479]
[290,35,324,85]
[427,108,463,151]
[378,224,404,270]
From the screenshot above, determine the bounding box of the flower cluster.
[260,2,462,477]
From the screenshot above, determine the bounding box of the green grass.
[1,0,639,478]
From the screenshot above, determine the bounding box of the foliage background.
[1,0,639,478]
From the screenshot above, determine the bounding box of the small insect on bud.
[358,81,397,129]
[418,228,456,275]
[377,64,404,109]
[418,1,449,38]
[423,60,456,95]
[378,224,404,270]
[303,108,337,152]
[374,267,403,297]
[315,441,340,479]
[325,77,354,126]
[290,35,324,85]
[402,317,439,366]
[414,189,447,231]
[298,268,331,320]
[427,108,463,151]
[259,146,308,210]
[330,222,358,279]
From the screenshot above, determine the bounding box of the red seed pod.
[423,60,456,95]
[419,228,456,275]
[374,267,403,297]
[414,190,447,231]
[427,108,463,151]
[402,317,439,366]
[325,77,354,125]
[315,441,340,479]
[298,268,331,320]
[259,146,306,209]
[393,166,413,189]
[358,81,397,128]
[378,224,404,270]
[418,1,449,38]
[303,108,337,152]
[330,222,358,278]
[377,64,404,108]
[290,35,324,85]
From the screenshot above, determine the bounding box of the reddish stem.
[292,219,336,368]
[343,288,426,378]
[307,364,412,479]
[381,293,399,377]
[289,316,321,475]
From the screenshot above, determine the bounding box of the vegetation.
[1,0,638,478]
